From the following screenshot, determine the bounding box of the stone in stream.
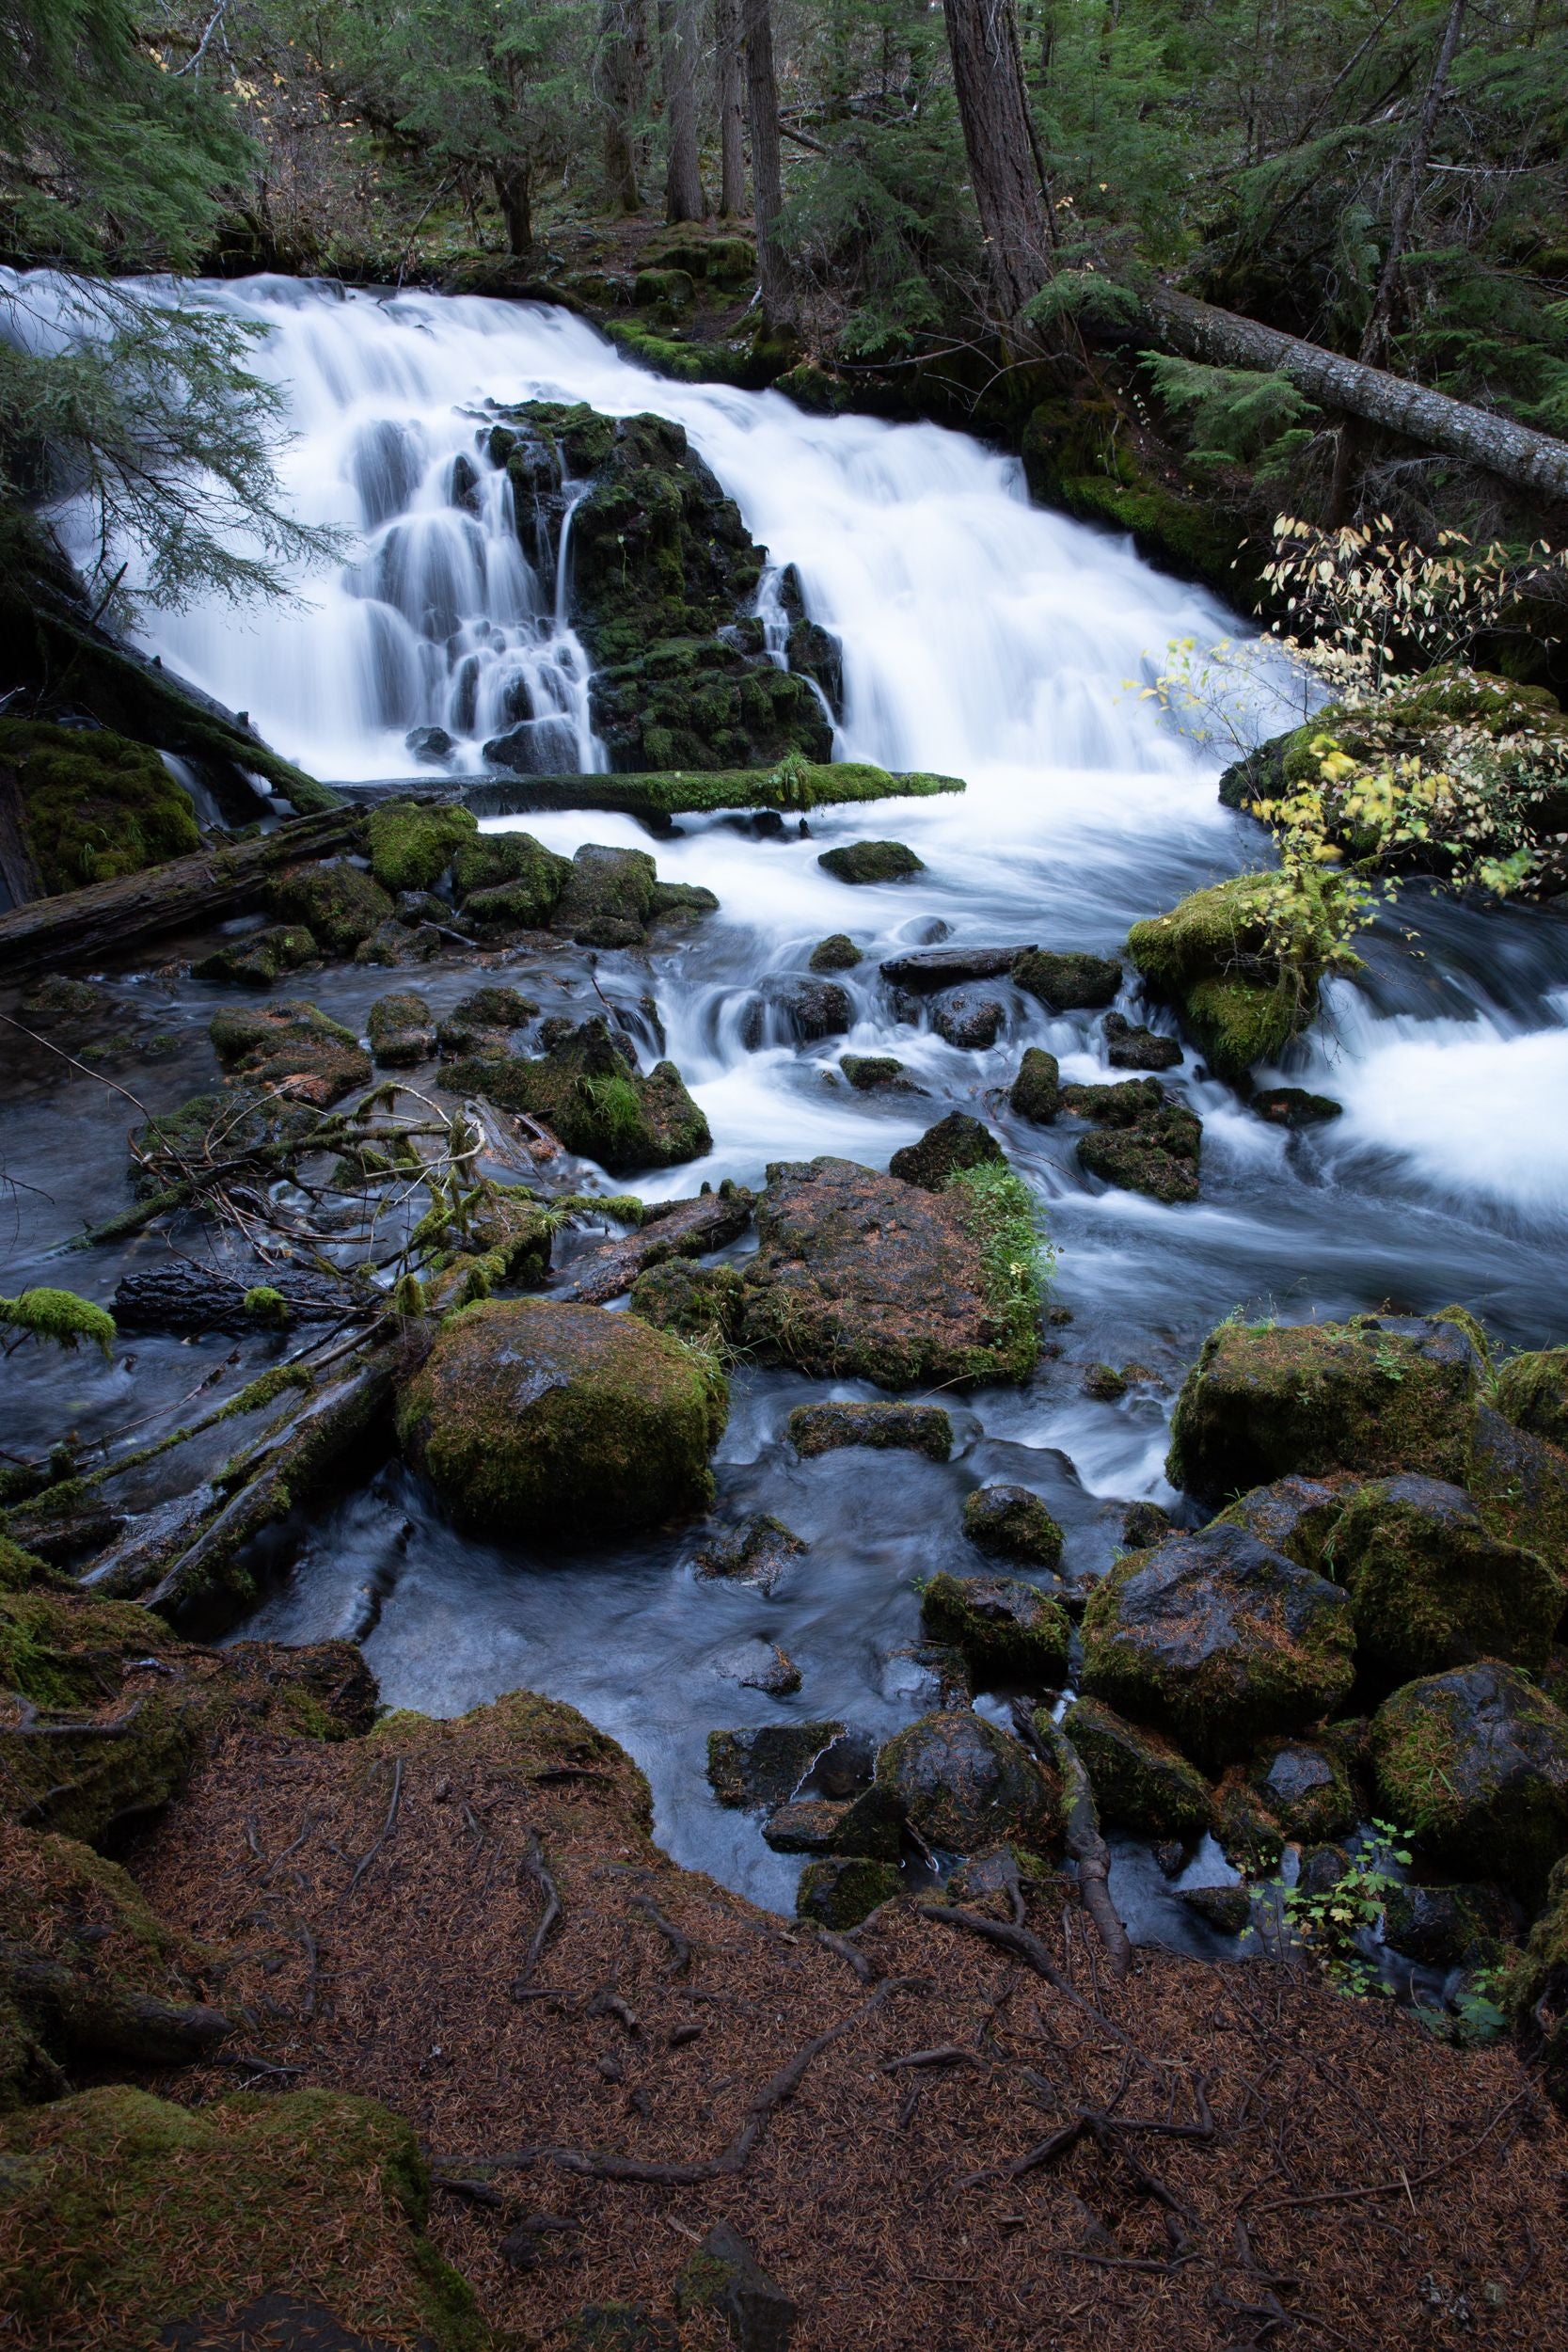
[919,1572,1070,1689]
[795,1854,901,1930]
[1495,1347,1568,1452]
[1060,1696,1212,1840]
[785,1401,953,1461]
[1080,1521,1355,1769]
[1178,1883,1251,1936]
[876,1709,1060,1855]
[691,1513,806,1597]
[961,1484,1064,1568]
[1103,1010,1181,1071]
[1251,1085,1343,1128]
[549,843,658,948]
[1373,1661,1568,1902]
[442,1016,710,1174]
[736,1156,1037,1387]
[194,923,317,987]
[365,991,435,1069]
[839,1053,922,1092]
[879,946,1031,988]
[1213,1476,1349,1574]
[363,797,476,892]
[1063,1077,1202,1205]
[1330,1474,1560,1688]
[396,1296,726,1537]
[711,1637,800,1695]
[451,828,572,928]
[809,932,862,972]
[706,1722,846,1809]
[269,857,392,956]
[562,1184,754,1306]
[1121,1499,1176,1549]
[435,985,540,1056]
[1382,1880,1518,1970]
[1127,873,1310,1083]
[1247,1738,1354,1844]
[927,985,1004,1049]
[1008,1045,1061,1124]
[631,1259,746,1343]
[888,1110,1003,1191]
[208,1001,371,1110]
[739,975,853,1048]
[764,1785,902,1859]
[816,839,924,884]
[1011,946,1121,1011]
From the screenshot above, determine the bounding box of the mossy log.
[0,808,364,977]
[113,1263,356,1336]
[338,762,966,822]
[1026,1707,1132,1979]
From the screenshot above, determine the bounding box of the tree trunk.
[715,0,747,216]
[0,764,41,909]
[941,0,1054,324]
[659,0,706,223]
[1133,284,1568,508]
[598,0,649,213]
[493,164,533,258]
[742,0,796,333]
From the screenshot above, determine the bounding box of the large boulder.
[269,858,393,957]
[1372,1661,1568,1902]
[1081,1522,1355,1767]
[442,1016,710,1174]
[1167,1312,1482,1502]
[1331,1474,1560,1686]
[396,1297,726,1537]
[550,844,658,948]
[736,1155,1037,1387]
[1061,1696,1212,1839]
[1496,1348,1568,1452]
[876,1709,1060,1856]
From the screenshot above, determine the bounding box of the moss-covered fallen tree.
[407,759,966,820]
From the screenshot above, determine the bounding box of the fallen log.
[332,761,966,821]
[0,807,365,977]
[557,1186,753,1305]
[113,1262,363,1337]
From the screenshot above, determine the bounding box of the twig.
[512,1830,562,1994]
[342,1755,404,1900]
[630,1891,693,1974]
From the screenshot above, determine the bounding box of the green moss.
[0,1289,115,1359]
[451,828,571,922]
[364,798,477,893]
[1335,1476,1560,1687]
[209,1000,371,1107]
[1128,874,1310,1082]
[945,1161,1046,1379]
[602,319,760,386]
[1009,1046,1061,1124]
[1495,1347,1568,1450]
[795,1853,900,1929]
[921,1571,1070,1688]
[241,1285,290,1329]
[809,931,863,972]
[269,859,392,957]
[0,718,200,894]
[444,1021,709,1175]
[1061,1696,1212,1838]
[628,1258,743,1343]
[817,837,924,884]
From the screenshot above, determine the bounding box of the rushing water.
[9,275,1568,1933]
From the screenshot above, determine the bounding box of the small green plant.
[946,1162,1053,1375]
[1275,1819,1412,1997]
[1371,1340,1407,1384]
[243,1284,291,1328]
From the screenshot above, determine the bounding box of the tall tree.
[596,0,649,213]
[659,0,706,222]
[940,0,1054,323]
[714,0,747,217]
[743,0,796,329]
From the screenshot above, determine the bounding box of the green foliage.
[1271,1820,1412,1997]
[243,1285,291,1327]
[1024,272,1143,340]
[0,1287,116,1359]
[946,1161,1050,1376]
[0,716,199,890]
[1141,355,1318,475]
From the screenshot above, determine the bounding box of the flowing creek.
[8,278,1568,1950]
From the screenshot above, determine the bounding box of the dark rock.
[795,1854,900,1930]
[802,1728,879,1799]
[631,1259,746,1343]
[711,1637,800,1695]
[675,2222,798,2352]
[1083,1362,1128,1402]
[1178,1883,1250,1935]
[1012,947,1121,1011]
[927,986,1004,1049]
[1372,1661,1568,1900]
[1212,1771,1284,1872]
[809,932,863,973]
[880,946,1030,988]
[443,1016,710,1174]
[1081,1522,1356,1768]
[1383,1882,1517,1969]
[1495,1347,1568,1453]
[209,1001,370,1110]
[877,1709,1060,1854]
[787,616,845,717]
[961,1485,1064,1567]
[1296,1843,1353,1898]
[1103,1011,1181,1071]
[762,1797,852,1853]
[404,723,455,765]
[1252,1086,1344,1128]
[1063,1078,1201,1203]
[888,1111,1003,1191]
[1062,1696,1212,1838]
[1008,1046,1060,1124]
[1215,1476,1348,1573]
[551,844,658,949]
[435,985,539,1056]
[1121,1501,1175,1549]
[786,1401,952,1461]
[564,1185,754,1307]
[707,1722,846,1809]
[269,858,393,957]
[194,924,317,987]
[692,1514,806,1597]
[1249,1738,1354,1842]
[740,976,853,1048]
[920,1572,1070,1688]
[1332,1473,1559,1687]
[589,635,831,772]
[817,839,924,884]
[839,1054,921,1092]
[1466,1401,1568,1567]
[366,991,435,1070]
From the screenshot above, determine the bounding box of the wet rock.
[706,1722,845,1809]
[404,723,455,765]
[675,2219,799,2352]
[19,974,112,1023]
[269,858,392,957]
[1061,1696,1212,1839]
[548,843,660,948]
[736,1155,1035,1387]
[787,615,845,720]
[588,635,831,772]
[879,1642,972,1711]
[1296,1842,1353,1899]
[1211,1772,1284,1872]
[880,946,1029,988]
[1128,874,1311,1082]
[194,924,317,987]
[1466,1401,1568,1567]
[888,1110,1003,1191]
[631,1258,745,1343]
[435,985,540,1056]
[766,1784,901,1860]
[1373,1661,1568,1901]
[1167,1312,1484,1503]
[1252,1086,1344,1128]
[762,1797,851,1852]
[1008,1046,1061,1124]
[1495,1347,1568,1453]
[1121,1500,1176,1549]
[366,991,435,1070]
[928,986,1004,1049]
[451,829,572,928]
[443,1016,710,1174]
[1011,947,1121,1011]
[786,1401,953,1461]
[817,839,924,884]
[740,976,852,1048]
[1178,1883,1250,1935]
[1214,1476,1348,1574]
[796,1854,900,1929]
[396,1296,726,1538]
[691,1513,805,1597]
[1383,1881,1516,1969]
[809,932,862,973]
[1064,1078,1202,1205]
[961,1485,1064,1568]
[209,1001,371,1109]
[839,1054,920,1092]
[711,1637,800,1695]
[1249,1738,1354,1843]
[876,1709,1060,1855]
[1103,1011,1181,1072]
[1332,1474,1560,1687]
[364,799,475,893]
[920,1572,1070,1688]
[563,1185,754,1307]
[1081,1522,1356,1768]
[1083,1362,1128,1401]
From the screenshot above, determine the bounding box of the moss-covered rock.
[961,1484,1064,1567]
[629,1257,744,1343]
[443,1016,709,1174]
[786,1401,953,1460]
[0,718,199,895]
[1127,874,1318,1083]
[269,859,393,957]
[1372,1661,1568,1902]
[1502,1852,1568,2108]
[396,1295,725,1537]
[1331,1474,1560,1687]
[450,826,572,927]
[1211,1769,1285,1874]
[810,932,862,973]
[817,839,924,884]
[209,1000,371,1109]
[434,985,539,1057]
[705,1721,845,1809]
[1167,1312,1482,1502]
[1060,1695,1212,1839]
[1466,1401,1568,1568]
[364,798,478,894]
[877,1708,1060,1856]
[193,924,317,987]
[1214,1475,1349,1573]
[1386,1879,1516,1972]
[366,991,435,1070]
[1495,1348,1568,1452]
[1081,1522,1356,1767]
[1103,1011,1182,1071]
[888,1111,1003,1192]
[840,1053,918,1091]
[692,1513,806,1597]
[1009,1046,1061,1123]
[796,1853,901,1928]
[589,635,832,773]
[1011,948,1122,1012]
[1248,1737,1354,1843]
[1064,1077,1202,1203]
[920,1572,1070,1689]
[0,2083,483,2350]
[1021,395,1248,594]
[549,843,657,948]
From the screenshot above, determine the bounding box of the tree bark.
[742,0,797,332]
[715,0,747,216]
[659,0,706,223]
[0,764,41,909]
[493,164,533,259]
[598,1,649,213]
[941,0,1055,323]
[114,1263,359,1336]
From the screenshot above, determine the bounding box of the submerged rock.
[888,1111,1003,1191]
[436,984,540,1056]
[927,986,1004,1049]
[817,839,924,884]
[877,1709,1060,1856]
[1332,1474,1560,1687]
[786,1401,953,1460]
[396,1296,726,1537]
[711,1637,800,1695]
[961,1485,1064,1567]
[1252,1086,1344,1128]
[920,1572,1070,1688]
[1372,1661,1568,1902]
[691,1514,806,1597]
[208,1001,370,1109]
[740,975,852,1047]
[1061,1696,1212,1839]
[706,1722,845,1809]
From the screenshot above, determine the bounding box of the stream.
[9,276,1568,1943]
